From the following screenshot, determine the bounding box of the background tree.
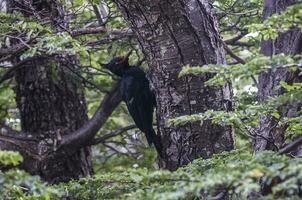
[255,0,302,154]
[0,0,125,182]
[5,0,94,183]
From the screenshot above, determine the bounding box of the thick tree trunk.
[114,0,234,170]
[255,0,302,152]
[7,1,93,182]
[15,57,93,182]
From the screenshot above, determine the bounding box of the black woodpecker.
[103,51,162,156]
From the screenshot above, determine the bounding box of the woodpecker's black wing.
[120,67,162,155]
[120,68,154,140]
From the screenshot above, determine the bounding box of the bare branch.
[0,36,37,60]
[90,124,137,145]
[58,83,122,150]
[70,27,133,37]
[222,41,246,65]
[279,136,302,155]
[0,123,40,159]
[224,31,248,45]
[222,41,258,87]
[0,43,27,59]
[91,3,104,26]
[0,122,38,142]
[86,35,130,46]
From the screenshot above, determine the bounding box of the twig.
[224,31,248,45]
[222,41,258,87]
[103,143,132,157]
[90,124,137,145]
[91,2,104,26]
[58,82,122,149]
[222,41,246,64]
[70,27,133,37]
[279,136,302,154]
[63,63,105,92]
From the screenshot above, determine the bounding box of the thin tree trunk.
[114,0,234,170]
[255,0,302,152]
[7,0,93,182]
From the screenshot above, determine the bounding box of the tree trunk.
[114,0,234,170]
[255,0,302,152]
[7,0,93,183]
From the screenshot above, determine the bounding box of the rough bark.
[5,0,93,183]
[255,0,302,152]
[16,58,94,182]
[114,0,234,170]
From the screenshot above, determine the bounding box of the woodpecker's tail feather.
[153,135,163,158]
[145,128,163,158]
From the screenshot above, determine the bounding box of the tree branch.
[222,41,258,87]
[0,43,27,58]
[222,41,246,64]
[91,3,104,26]
[224,31,248,45]
[0,122,38,142]
[89,124,137,145]
[0,36,37,60]
[279,136,302,155]
[70,27,133,37]
[0,123,40,159]
[58,83,122,150]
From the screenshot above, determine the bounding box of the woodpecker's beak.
[101,63,108,68]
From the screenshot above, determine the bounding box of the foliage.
[0,86,16,122]
[0,150,23,166]
[0,151,62,199]
[51,149,302,199]
[179,55,297,86]
[248,2,302,40]
[175,54,302,142]
[3,149,302,199]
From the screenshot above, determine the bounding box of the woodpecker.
[103,51,162,156]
